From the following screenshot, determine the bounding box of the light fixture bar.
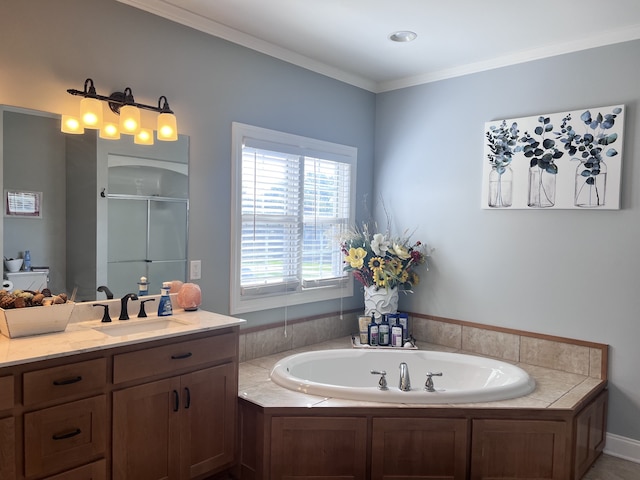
[67,79,174,115]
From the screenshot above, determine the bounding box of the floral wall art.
[482,104,624,209]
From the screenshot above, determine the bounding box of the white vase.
[363,285,399,320]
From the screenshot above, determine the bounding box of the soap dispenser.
[158,282,173,317]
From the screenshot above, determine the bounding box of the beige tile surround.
[238,312,607,410]
[240,312,607,381]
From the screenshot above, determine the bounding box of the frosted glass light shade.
[134,128,154,145]
[100,122,120,140]
[157,112,178,141]
[119,105,141,134]
[80,97,103,128]
[61,115,84,134]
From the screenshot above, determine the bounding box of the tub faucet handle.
[370,370,388,390]
[425,372,443,392]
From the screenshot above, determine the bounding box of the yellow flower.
[345,247,367,268]
[368,256,385,272]
[374,269,387,287]
[389,258,403,275]
[391,243,411,260]
[400,270,409,283]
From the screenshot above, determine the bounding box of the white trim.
[604,433,640,464]
[117,0,640,93]
[230,123,356,315]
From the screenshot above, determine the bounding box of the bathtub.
[270,348,536,404]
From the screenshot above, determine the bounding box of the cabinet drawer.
[0,375,14,410]
[113,332,236,384]
[23,358,107,406]
[24,395,106,478]
[44,459,106,480]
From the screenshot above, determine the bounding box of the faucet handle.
[425,372,443,392]
[138,298,156,318]
[370,370,388,390]
[93,304,112,323]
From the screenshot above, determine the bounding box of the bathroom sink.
[93,318,191,336]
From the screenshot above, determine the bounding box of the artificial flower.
[345,247,367,269]
[371,233,390,256]
[340,221,428,291]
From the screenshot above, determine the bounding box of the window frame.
[230,122,356,314]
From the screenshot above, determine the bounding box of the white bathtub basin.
[270,349,536,404]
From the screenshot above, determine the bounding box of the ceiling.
[119,0,640,93]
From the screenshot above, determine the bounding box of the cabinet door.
[112,377,181,480]
[24,395,106,478]
[180,363,236,478]
[371,417,468,480]
[0,416,15,480]
[271,416,368,480]
[470,419,568,480]
[574,390,607,479]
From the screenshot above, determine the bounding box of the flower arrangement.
[340,223,428,291]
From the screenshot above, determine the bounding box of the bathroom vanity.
[0,308,243,480]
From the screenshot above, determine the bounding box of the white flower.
[371,233,390,256]
[391,243,411,260]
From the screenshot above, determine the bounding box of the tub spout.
[399,362,411,391]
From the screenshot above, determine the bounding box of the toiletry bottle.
[137,276,149,297]
[23,250,31,271]
[158,281,173,316]
[368,314,379,346]
[378,314,390,346]
[398,313,409,342]
[391,318,403,347]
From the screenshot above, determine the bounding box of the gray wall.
[0,0,374,323]
[375,41,640,442]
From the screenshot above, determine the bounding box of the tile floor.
[584,454,640,479]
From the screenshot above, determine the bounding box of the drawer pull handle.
[53,376,83,386]
[173,389,180,412]
[184,387,191,409]
[52,428,82,440]
[171,352,193,360]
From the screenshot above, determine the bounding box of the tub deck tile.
[238,336,605,410]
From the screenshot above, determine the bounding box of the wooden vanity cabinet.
[111,331,238,480]
[0,325,239,480]
[0,375,16,480]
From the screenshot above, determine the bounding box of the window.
[231,123,356,314]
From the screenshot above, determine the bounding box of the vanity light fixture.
[63,78,178,142]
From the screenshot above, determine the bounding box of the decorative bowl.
[4,258,23,273]
[0,302,75,338]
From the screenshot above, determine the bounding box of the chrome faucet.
[119,293,138,320]
[399,362,411,391]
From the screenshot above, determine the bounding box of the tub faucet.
[399,362,411,391]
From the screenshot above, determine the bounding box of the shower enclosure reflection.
[1,106,189,301]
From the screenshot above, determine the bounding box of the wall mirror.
[0,105,189,301]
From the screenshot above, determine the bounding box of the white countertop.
[0,308,245,368]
